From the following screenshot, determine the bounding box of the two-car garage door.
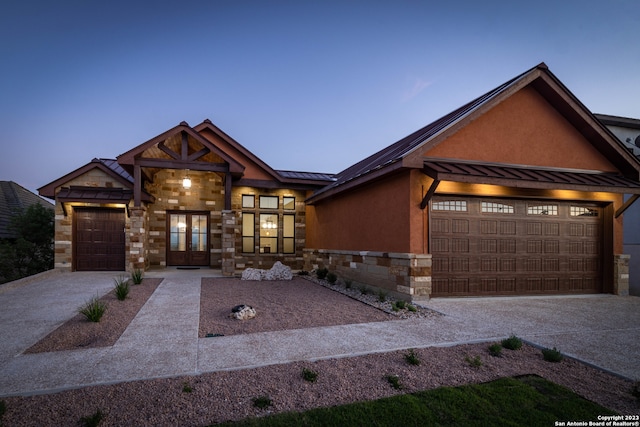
[430,197,603,297]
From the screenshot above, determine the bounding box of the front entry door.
[167,211,210,266]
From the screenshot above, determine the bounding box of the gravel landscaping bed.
[3,275,637,426]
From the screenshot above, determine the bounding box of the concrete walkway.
[0,269,638,398]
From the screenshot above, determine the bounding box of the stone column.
[613,254,630,296]
[128,206,147,272]
[221,210,237,276]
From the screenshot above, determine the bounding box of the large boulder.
[241,261,292,281]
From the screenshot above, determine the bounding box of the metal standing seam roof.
[423,160,640,193]
[276,170,336,182]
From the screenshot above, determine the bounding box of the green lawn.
[216,375,616,426]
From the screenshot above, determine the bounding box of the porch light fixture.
[182,172,191,189]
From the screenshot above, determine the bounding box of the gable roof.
[308,63,640,203]
[1,181,54,239]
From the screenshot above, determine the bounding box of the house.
[0,181,54,240]
[594,114,640,296]
[40,63,640,299]
[38,121,334,273]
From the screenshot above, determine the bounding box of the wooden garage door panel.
[74,208,125,271]
[430,197,602,297]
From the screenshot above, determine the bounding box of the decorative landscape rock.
[230,304,256,320]
[241,261,293,281]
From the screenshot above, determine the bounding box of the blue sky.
[1,0,639,195]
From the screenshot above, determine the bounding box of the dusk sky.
[1,1,639,196]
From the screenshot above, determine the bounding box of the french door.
[167,211,210,266]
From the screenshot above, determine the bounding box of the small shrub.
[252,395,272,409]
[302,368,318,383]
[465,355,483,368]
[407,304,417,312]
[385,375,402,390]
[113,276,130,301]
[542,347,564,363]
[359,285,369,295]
[404,349,421,366]
[501,335,523,350]
[392,300,406,311]
[326,272,337,284]
[182,382,193,393]
[297,270,309,276]
[344,279,352,289]
[377,290,388,302]
[79,408,105,427]
[488,343,503,357]
[316,267,328,280]
[79,296,107,322]
[131,268,143,284]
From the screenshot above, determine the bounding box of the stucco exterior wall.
[424,86,618,172]
[306,171,413,253]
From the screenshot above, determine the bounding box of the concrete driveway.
[0,269,638,398]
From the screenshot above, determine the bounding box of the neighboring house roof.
[0,181,54,239]
[308,63,640,204]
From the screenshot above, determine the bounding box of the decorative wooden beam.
[158,141,180,160]
[136,158,230,172]
[615,194,640,218]
[224,172,232,210]
[420,179,440,210]
[134,165,141,207]
[187,147,211,161]
[181,131,188,160]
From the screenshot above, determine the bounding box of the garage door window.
[481,202,514,214]
[527,204,558,215]
[570,206,598,217]
[432,200,467,211]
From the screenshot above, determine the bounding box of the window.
[242,195,255,208]
[527,205,558,216]
[283,196,295,210]
[481,202,514,214]
[242,213,255,253]
[170,214,187,251]
[191,214,207,251]
[260,214,278,253]
[259,196,278,209]
[570,206,598,217]
[432,200,467,212]
[283,214,295,253]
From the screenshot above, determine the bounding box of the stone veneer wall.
[303,249,432,301]
[613,254,630,296]
[144,170,225,268]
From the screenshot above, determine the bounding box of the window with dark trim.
[260,213,278,253]
[259,195,278,209]
[283,214,295,253]
[242,195,255,208]
[283,196,295,210]
[242,212,255,253]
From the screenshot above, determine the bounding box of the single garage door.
[430,197,603,297]
[74,208,125,271]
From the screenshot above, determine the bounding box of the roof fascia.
[38,159,135,199]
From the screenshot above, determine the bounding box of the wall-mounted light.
[182,171,191,189]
